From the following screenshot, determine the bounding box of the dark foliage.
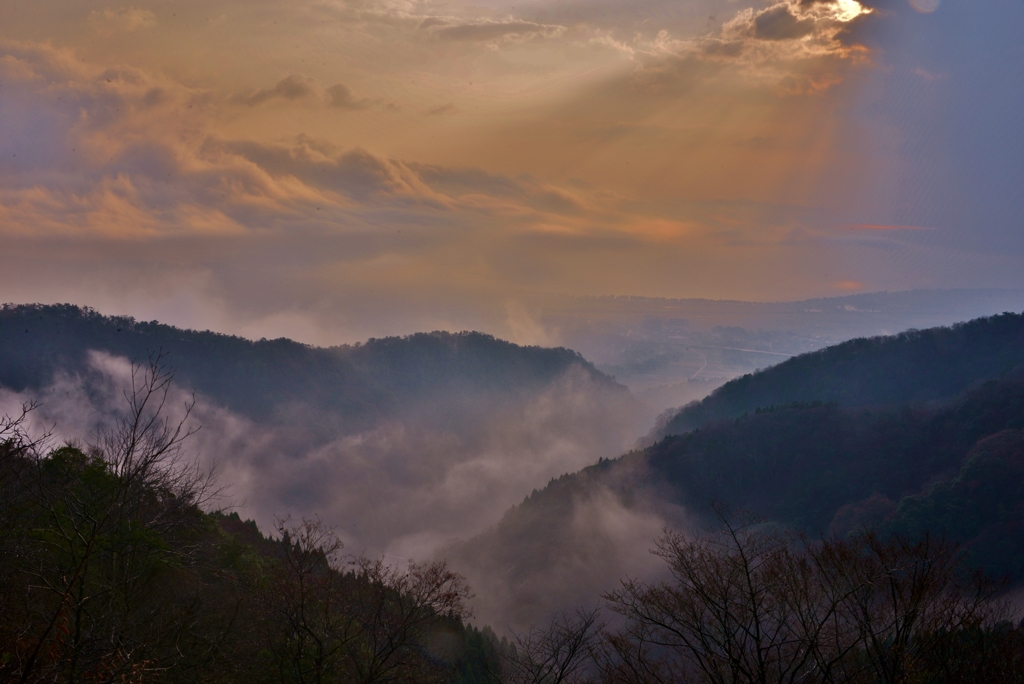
[648,378,1023,524]
[657,311,1024,437]
[0,362,496,684]
[477,314,1024,601]
[602,513,1024,684]
[0,303,625,429]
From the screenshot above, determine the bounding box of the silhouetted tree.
[603,510,1014,684]
[502,608,602,684]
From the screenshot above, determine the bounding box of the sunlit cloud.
[835,279,865,291]
[844,224,934,231]
[232,75,319,107]
[87,6,156,35]
[0,0,1021,339]
[326,83,373,110]
[908,0,940,14]
[429,19,567,43]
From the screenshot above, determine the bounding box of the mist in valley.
[0,335,654,581]
[4,293,1024,634]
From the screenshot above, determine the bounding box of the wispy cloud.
[844,224,934,231]
[87,6,156,35]
[326,83,373,109]
[1,0,1022,337]
[232,74,319,106]
[429,19,567,43]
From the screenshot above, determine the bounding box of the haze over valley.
[2,0,1023,680]
[3,297,1024,634]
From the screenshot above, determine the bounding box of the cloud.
[2,0,1022,345]
[326,83,372,110]
[427,103,458,116]
[232,74,319,106]
[844,223,933,231]
[445,459,688,630]
[908,0,940,14]
[912,67,945,82]
[431,20,566,42]
[0,43,456,237]
[0,349,652,577]
[710,0,872,64]
[834,279,864,291]
[88,7,156,35]
[753,5,817,40]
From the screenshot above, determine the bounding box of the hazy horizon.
[2,0,1022,346]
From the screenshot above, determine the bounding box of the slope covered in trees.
[0,363,504,684]
[5,307,1024,682]
[0,303,625,427]
[0,303,649,559]
[454,313,1024,626]
[10,387,1022,684]
[653,311,1024,438]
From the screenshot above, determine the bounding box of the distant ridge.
[452,311,1024,625]
[0,302,624,425]
[0,302,650,562]
[653,311,1024,438]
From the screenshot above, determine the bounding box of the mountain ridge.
[0,302,626,424]
[0,302,649,560]
[451,311,1024,628]
[651,311,1024,439]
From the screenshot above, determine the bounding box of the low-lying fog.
[4,288,1024,631]
[0,349,653,567]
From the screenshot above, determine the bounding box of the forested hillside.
[0,303,624,427]
[0,303,649,563]
[653,311,1024,438]
[454,313,1024,627]
[7,378,1023,684]
[0,384,502,684]
[5,306,1024,682]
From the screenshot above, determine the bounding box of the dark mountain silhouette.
[651,311,1024,438]
[0,303,649,559]
[452,312,1024,627]
[0,303,625,429]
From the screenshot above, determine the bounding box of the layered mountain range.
[0,303,650,560]
[2,303,1023,631]
[452,312,1024,626]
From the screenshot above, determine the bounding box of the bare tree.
[816,532,1009,684]
[502,608,603,684]
[250,517,473,684]
[9,353,218,684]
[602,510,1013,684]
[344,555,472,684]
[604,512,829,684]
[0,403,48,684]
[254,516,361,684]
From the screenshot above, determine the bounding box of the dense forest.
[5,378,1024,684]
[455,313,1024,633]
[653,312,1024,437]
[4,364,1024,683]
[0,303,628,428]
[4,308,1024,682]
[0,303,648,561]
[0,360,505,684]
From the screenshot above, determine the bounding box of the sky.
[1,0,1022,344]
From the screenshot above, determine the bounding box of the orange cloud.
[844,223,933,231]
[835,280,865,291]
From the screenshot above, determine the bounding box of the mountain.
[534,288,1024,411]
[0,303,650,559]
[451,312,1024,628]
[0,303,624,427]
[0,436,501,684]
[652,311,1024,438]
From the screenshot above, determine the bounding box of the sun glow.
[833,0,873,22]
